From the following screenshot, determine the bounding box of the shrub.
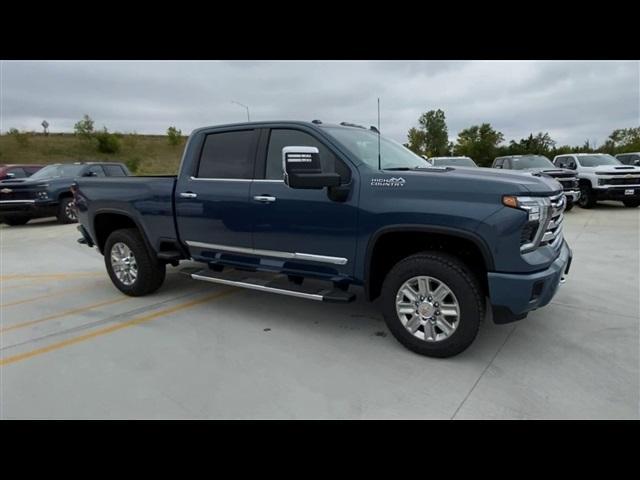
[95,128,121,154]
[125,156,142,174]
[74,114,95,139]
[8,128,29,147]
[167,126,182,146]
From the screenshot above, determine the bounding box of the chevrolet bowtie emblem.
[1,188,13,194]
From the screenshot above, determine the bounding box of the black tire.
[578,184,596,209]
[564,198,574,212]
[57,197,78,224]
[3,216,30,226]
[380,252,485,358]
[104,228,166,296]
[623,199,640,208]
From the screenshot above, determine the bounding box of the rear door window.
[104,165,128,176]
[197,130,256,179]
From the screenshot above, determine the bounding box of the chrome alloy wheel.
[395,276,460,342]
[110,242,138,286]
[65,201,77,221]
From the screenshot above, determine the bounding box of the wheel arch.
[92,209,155,257]
[364,225,494,301]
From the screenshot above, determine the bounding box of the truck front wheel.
[578,185,597,209]
[622,200,640,208]
[381,252,485,358]
[57,197,78,224]
[104,228,166,296]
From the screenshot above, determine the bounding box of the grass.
[0,132,185,175]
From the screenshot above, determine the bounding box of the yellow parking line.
[0,283,101,308]
[0,295,130,333]
[0,272,103,282]
[0,288,236,366]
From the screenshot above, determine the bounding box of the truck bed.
[75,176,179,253]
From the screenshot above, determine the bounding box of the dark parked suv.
[492,155,580,211]
[616,152,640,166]
[0,162,130,226]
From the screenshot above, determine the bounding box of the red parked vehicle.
[0,164,44,181]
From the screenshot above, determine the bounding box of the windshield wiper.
[383,167,415,171]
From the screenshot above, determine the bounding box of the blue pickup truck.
[1,162,130,225]
[74,121,572,357]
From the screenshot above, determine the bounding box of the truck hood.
[385,166,562,195]
[518,167,576,179]
[581,165,640,175]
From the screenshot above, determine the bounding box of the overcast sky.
[1,60,638,146]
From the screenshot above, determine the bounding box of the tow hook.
[559,276,566,284]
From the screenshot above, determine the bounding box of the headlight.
[598,178,607,186]
[503,196,551,253]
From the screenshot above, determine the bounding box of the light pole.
[231,101,250,122]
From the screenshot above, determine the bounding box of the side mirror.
[5,172,15,178]
[282,146,340,189]
[84,171,97,177]
[495,165,502,169]
[568,162,576,170]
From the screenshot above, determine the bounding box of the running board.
[188,268,355,303]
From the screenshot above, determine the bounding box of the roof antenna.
[377,97,381,171]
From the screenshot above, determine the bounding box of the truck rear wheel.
[380,252,484,358]
[104,228,166,296]
[623,200,640,208]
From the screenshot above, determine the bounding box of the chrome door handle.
[180,192,198,198]
[253,195,276,203]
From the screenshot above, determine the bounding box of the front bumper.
[593,187,640,201]
[488,240,572,324]
[0,200,58,218]
[563,190,580,202]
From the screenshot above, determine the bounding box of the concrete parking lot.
[0,203,638,419]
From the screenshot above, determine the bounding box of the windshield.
[29,164,84,180]
[577,154,621,167]
[509,155,555,170]
[323,127,429,170]
[432,157,477,167]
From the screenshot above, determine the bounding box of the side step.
[188,268,355,303]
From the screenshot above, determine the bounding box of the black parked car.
[492,155,580,211]
[0,162,130,226]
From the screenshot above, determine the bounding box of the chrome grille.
[541,193,565,249]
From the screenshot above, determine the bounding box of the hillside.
[0,133,185,175]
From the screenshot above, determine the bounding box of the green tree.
[506,132,556,156]
[453,123,504,166]
[74,114,95,139]
[406,109,450,157]
[167,126,183,146]
[95,127,121,154]
[608,127,640,153]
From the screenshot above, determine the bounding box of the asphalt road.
[1,203,638,419]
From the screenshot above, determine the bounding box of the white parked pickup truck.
[553,153,640,209]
